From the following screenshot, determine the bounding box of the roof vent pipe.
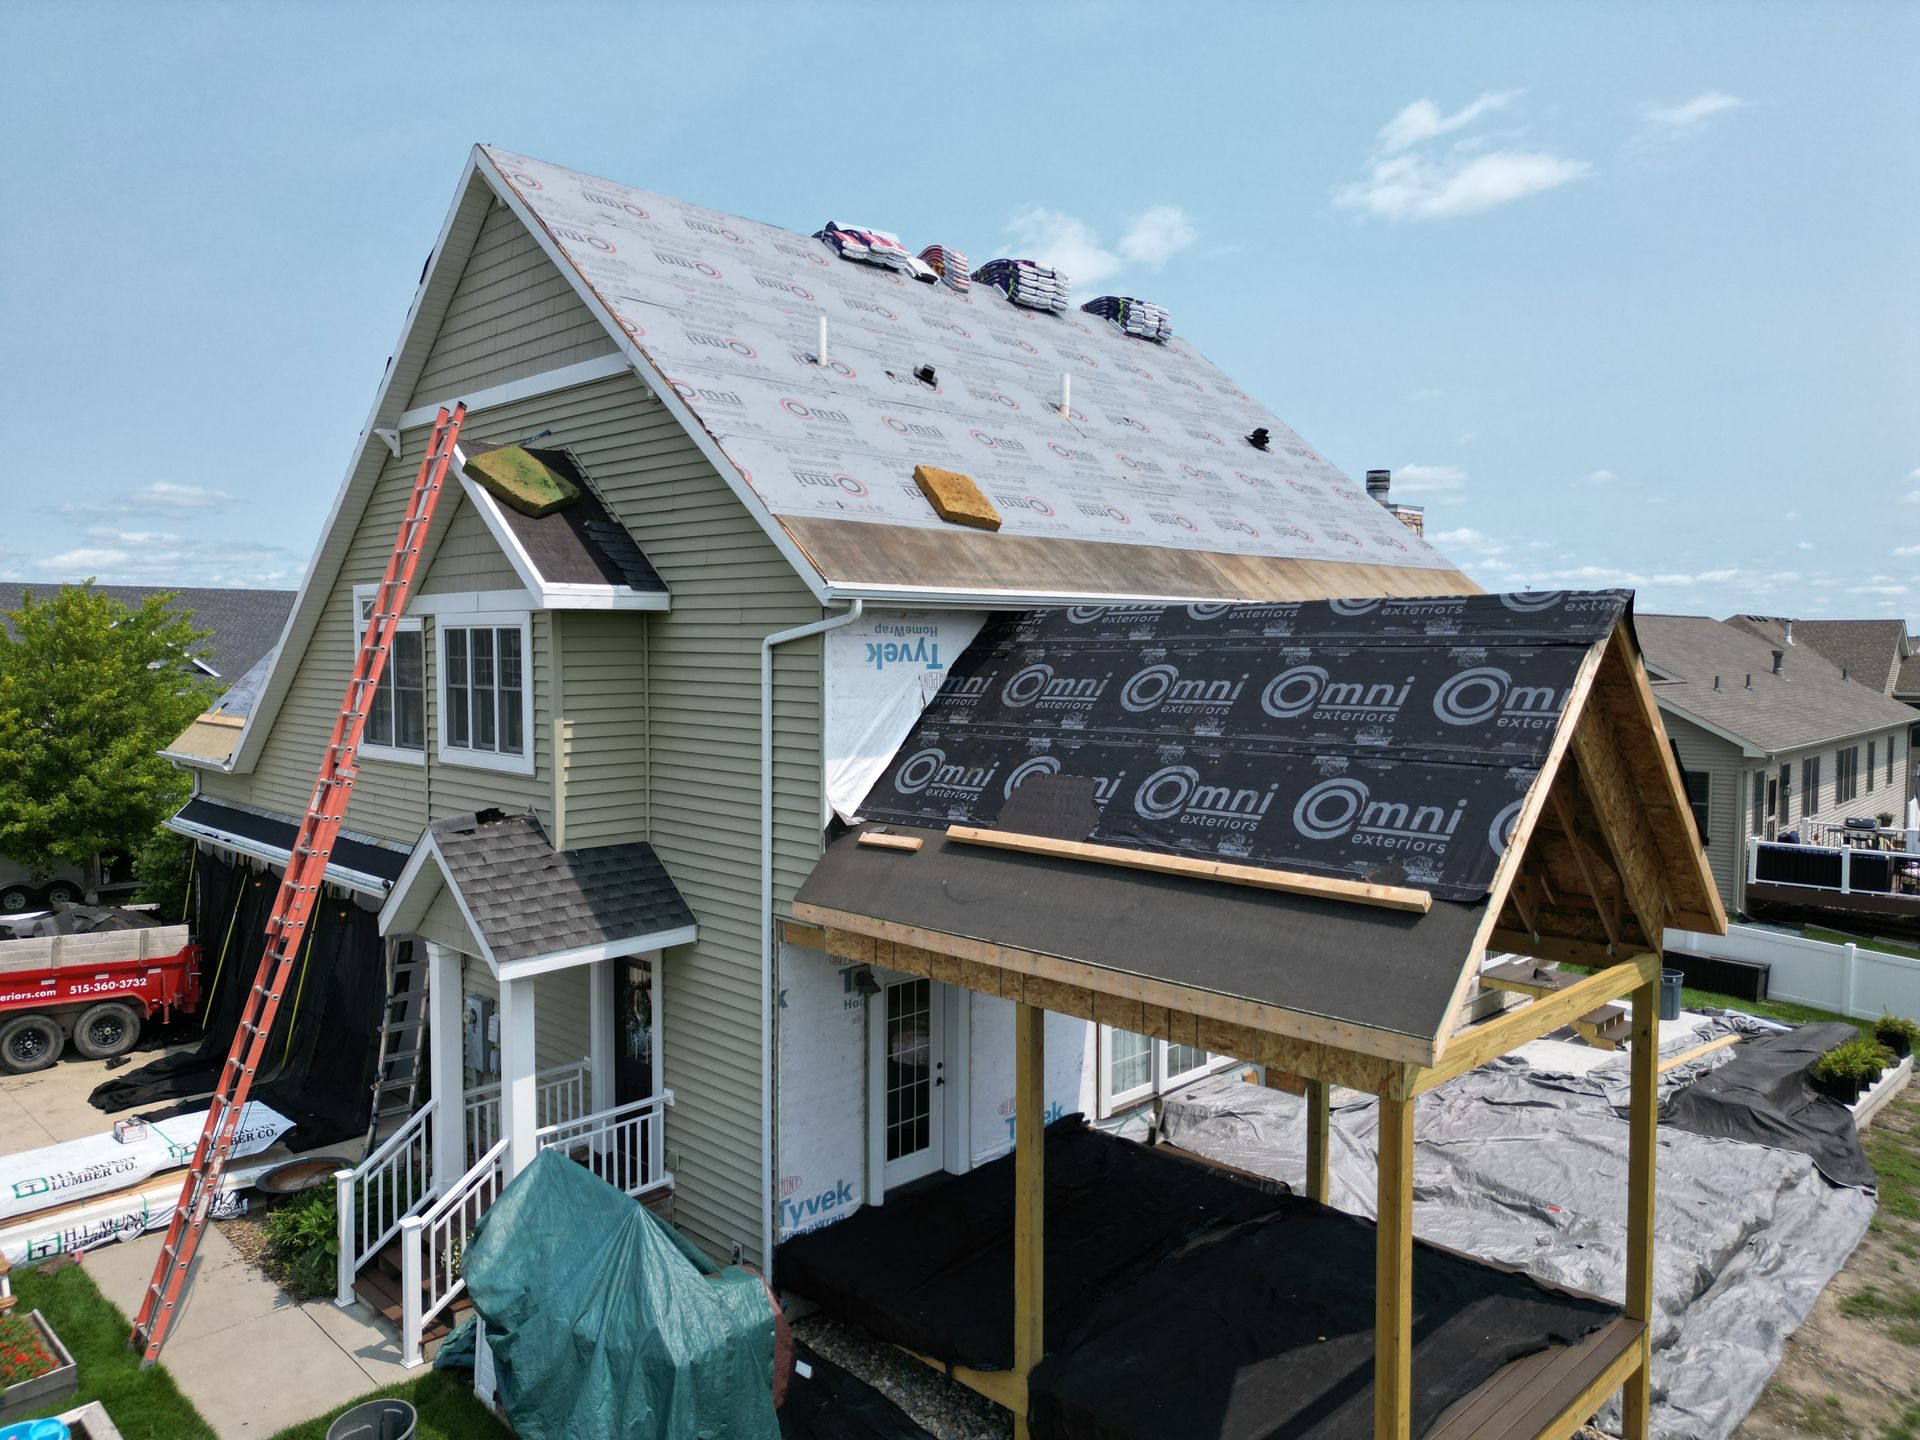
[1745,674,1753,689]
[1772,649,1785,676]
[1366,469,1392,505]
[1713,675,1722,693]
[1784,619,1794,645]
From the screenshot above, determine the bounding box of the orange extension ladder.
[131,404,467,1366]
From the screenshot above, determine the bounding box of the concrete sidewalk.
[4,1048,416,1437]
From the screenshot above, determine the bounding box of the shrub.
[1875,1014,1920,1054]
[263,1189,339,1300]
[1812,1038,1893,1089]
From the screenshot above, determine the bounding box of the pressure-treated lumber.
[901,1349,1028,1411]
[1375,1091,1416,1439]
[1305,1079,1330,1204]
[1622,978,1659,1438]
[1415,955,1658,1095]
[1658,1031,1740,1074]
[857,831,925,853]
[945,826,1432,914]
[1013,1002,1045,1440]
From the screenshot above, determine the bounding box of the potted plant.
[1810,1038,1889,1105]
[1877,1014,1920,1061]
[0,1308,77,1424]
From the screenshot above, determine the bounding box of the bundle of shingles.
[814,222,936,282]
[972,257,1070,313]
[1081,294,1173,343]
[918,243,971,293]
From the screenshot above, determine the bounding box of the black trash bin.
[325,1400,416,1440]
[1660,969,1684,1023]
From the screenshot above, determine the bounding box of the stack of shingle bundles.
[814,222,937,282]
[971,258,1070,313]
[1081,295,1173,342]
[918,244,971,293]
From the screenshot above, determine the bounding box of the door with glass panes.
[875,976,944,1188]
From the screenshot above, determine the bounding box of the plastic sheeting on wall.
[776,944,869,1240]
[823,610,984,824]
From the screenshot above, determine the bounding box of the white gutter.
[759,599,863,1273]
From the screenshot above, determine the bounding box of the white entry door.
[877,976,945,1188]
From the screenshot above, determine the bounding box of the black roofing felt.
[0,583,293,679]
[174,797,408,884]
[424,810,693,964]
[798,823,1486,1041]
[463,443,667,592]
[855,591,1631,903]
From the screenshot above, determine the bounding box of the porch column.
[1013,1002,1045,1440]
[498,973,539,1178]
[1374,1087,1415,1440]
[1621,975,1659,1437]
[588,958,616,1119]
[1305,1079,1330,1204]
[425,942,467,1188]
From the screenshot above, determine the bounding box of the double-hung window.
[1098,1028,1227,1115]
[438,613,533,774]
[352,588,424,763]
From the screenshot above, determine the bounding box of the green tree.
[0,584,216,899]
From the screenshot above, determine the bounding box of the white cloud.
[1797,541,1816,551]
[1377,92,1520,154]
[1003,204,1197,289]
[133,482,234,510]
[34,526,300,587]
[1641,91,1746,132]
[1393,463,1470,504]
[1849,582,1909,596]
[1336,148,1590,222]
[1894,544,1920,558]
[43,547,132,571]
[1576,468,1617,487]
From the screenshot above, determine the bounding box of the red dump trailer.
[0,923,201,1074]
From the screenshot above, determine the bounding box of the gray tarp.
[1159,1033,1873,1440]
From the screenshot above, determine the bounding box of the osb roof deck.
[794,591,1725,1090]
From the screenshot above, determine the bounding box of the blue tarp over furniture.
[463,1149,780,1440]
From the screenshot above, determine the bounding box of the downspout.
[760,599,863,1273]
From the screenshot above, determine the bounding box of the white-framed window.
[352,587,425,765]
[437,611,534,774]
[1096,1027,1229,1116]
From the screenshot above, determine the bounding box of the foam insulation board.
[913,465,1002,531]
[823,609,986,823]
[480,146,1458,570]
[463,445,579,517]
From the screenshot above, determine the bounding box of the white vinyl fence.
[1665,923,1920,1022]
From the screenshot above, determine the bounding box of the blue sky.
[3,1,1915,625]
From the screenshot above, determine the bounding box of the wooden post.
[1374,1089,1415,1440]
[1305,1079,1331,1204]
[1013,1002,1045,1440]
[1622,976,1658,1436]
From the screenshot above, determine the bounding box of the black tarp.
[775,1118,1285,1371]
[88,852,388,1151]
[1661,1021,1874,1187]
[779,1344,935,1440]
[854,592,1630,902]
[1027,1202,1618,1440]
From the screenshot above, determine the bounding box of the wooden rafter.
[1567,690,1676,945]
[1549,786,1621,950]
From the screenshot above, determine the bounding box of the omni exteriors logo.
[507,170,543,190]
[552,225,615,254]
[582,190,649,219]
[1290,776,1469,853]
[792,467,867,497]
[1433,668,1566,730]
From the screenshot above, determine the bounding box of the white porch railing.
[533,1091,674,1199]
[399,1137,508,1368]
[463,1058,591,1161]
[334,1098,437,1307]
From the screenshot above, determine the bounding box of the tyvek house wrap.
[479,146,1454,573]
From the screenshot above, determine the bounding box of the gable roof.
[1726,615,1910,695]
[0,583,293,679]
[797,591,1725,1067]
[477,146,1471,605]
[381,810,696,975]
[1898,651,1920,701]
[213,145,1473,779]
[1637,613,1917,755]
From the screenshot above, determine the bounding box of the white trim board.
[458,475,669,613]
[166,813,400,897]
[398,353,636,432]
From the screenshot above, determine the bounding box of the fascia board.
[494,924,699,983]
[165,813,396,898]
[226,152,498,776]
[471,148,834,607]
[396,352,632,431]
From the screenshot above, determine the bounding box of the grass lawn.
[1557,963,1875,1037]
[1804,925,1920,966]
[266,1372,513,1440]
[10,1260,214,1439]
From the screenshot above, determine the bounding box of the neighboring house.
[160,144,1474,1283]
[0,583,293,913]
[1636,612,1918,914]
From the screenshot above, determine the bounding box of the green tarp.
[463,1149,780,1440]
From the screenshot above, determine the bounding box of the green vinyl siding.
[1659,710,1744,912]
[407,197,616,408]
[417,490,523,597]
[554,611,649,849]
[456,960,591,1077]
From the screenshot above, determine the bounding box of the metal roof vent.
[1772,649,1785,676]
[1713,675,1722,693]
[1785,619,1795,644]
[1366,470,1392,504]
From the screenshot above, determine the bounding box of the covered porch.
[788,594,1726,1440]
[340,808,695,1364]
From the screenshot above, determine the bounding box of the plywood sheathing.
[912,465,1002,532]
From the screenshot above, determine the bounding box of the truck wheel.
[0,1015,65,1073]
[42,882,81,906]
[0,883,32,912]
[74,1002,142,1060]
